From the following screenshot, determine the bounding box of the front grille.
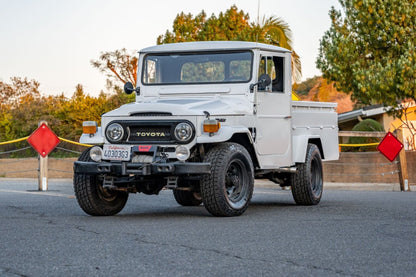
[106,120,194,144]
[128,125,173,142]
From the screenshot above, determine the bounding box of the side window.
[144,59,158,83]
[258,56,284,92]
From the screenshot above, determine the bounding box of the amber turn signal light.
[82,121,97,134]
[203,119,220,133]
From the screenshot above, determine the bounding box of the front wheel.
[73,148,128,216]
[291,143,323,205]
[200,143,254,217]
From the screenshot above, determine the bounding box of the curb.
[0,178,414,192]
[254,179,414,192]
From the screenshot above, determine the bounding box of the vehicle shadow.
[114,200,298,219]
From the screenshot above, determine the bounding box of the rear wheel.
[173,190,202,206]
[73,148,128,216]
[291,143,323,205]
[200,143,254,217]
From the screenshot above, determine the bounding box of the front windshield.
[142,51,253,85]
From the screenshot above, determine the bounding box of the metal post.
[38,155,48,191]
[38,121,48,191]
[396,128,409,191]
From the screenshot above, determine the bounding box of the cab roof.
[139,41,291,54]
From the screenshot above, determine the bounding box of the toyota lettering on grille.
[127,124,173,143]
[136,132,167,137]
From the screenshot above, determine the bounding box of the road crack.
[75,226,101,235]
[0,266,28,277]
[282,258,358,276]
[126,233,358,276]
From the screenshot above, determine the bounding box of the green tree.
[317,0,416,116]
[157,5,302,82]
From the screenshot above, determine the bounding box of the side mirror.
[124,82,139,95]
[250,74,272,93]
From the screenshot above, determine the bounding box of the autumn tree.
[92,6,301,85]
[53,84,129,140]
[0,78,124,144]
[158,5,302,82]
[157,11,208,43]
[0,77,40,109]
[91,48,138,89]
[293,76,321,96]
[298,77,354,113]
[317,0,416,115]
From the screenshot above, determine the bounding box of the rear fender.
[292,135,323,163]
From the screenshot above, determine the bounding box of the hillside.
[294,76,354,114]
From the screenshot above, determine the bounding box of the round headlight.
[176,145,190,161]
[174,122,193,142]
[106,123,124,142]
[89,146,103,162]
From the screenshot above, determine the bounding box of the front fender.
[79,127,105,145]
[196,126,252,144]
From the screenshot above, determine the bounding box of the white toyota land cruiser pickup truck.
[74,41,339,217]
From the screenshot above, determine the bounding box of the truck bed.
[291,101,339,162]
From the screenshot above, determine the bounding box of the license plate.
[103,145,131,161]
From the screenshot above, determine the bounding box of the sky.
[0,0,341,97]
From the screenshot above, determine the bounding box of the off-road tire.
[73,148,128,216]
[200,143,254,217]
[291,143,323,205]
[173,190,202,206]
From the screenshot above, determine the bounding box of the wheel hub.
[225,161,247,203]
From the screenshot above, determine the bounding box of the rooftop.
[338,105,387,123]
[140,41,291,54]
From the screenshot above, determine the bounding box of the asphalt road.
[0,179,415,277]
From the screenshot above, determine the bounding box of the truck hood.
[103,97,252,117]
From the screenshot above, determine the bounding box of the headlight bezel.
[105,122,125,143]
[174,122,194,143]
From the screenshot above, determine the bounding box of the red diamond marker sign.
[377,132,403,162]
[27,123,60,157]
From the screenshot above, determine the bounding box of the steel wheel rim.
[98,182,118,202]
[225,159,249,209]
[310,155,323,196]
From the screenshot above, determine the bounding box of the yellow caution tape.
[0,136,92,147]
[0,136,29,146]
[339,142,380,147]
[1,136,378,149]
[58,137,92,147]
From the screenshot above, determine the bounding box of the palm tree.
[254,16,302,83]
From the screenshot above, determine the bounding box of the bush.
[346,119,384,152]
